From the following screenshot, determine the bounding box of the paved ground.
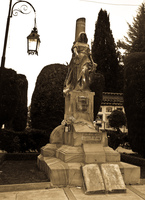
[1,148,145,199]
[1,183,145,200]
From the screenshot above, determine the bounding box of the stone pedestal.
[37,90,140,194]
[64,91,95,122]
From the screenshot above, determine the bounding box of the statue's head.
[77,32,88,44]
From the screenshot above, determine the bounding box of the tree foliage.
[92,9,119,92]
[90,72,105,119]
[124,52,145,157]
[0,128,49,153]
[6,74,28,131]
[30,64,68,132]
[0,68,28,131]
[108,110,126,132]
[117,3,145,54]
[0,68,18,128]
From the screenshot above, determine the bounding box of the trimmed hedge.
[5,153,39,160]
[5,74,28,131]
[30,64,67,132]
[121,153,145,167]
[0,68,18,128]
[0,129,50,153]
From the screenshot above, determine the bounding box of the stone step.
[37,155,141,187]
[56,145,84,163]
[83,143,106,163]
[40,143,120,164]
[41,143,61,157]
[37,155,84,187]
[104,146,120,162]
[119,161,140,185]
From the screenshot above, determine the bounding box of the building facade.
[96,92,127,132]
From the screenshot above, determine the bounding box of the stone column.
[75,18,86,41]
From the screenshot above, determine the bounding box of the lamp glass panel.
[28,39,37,50]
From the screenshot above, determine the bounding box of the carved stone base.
[37,144,140,188]
[37,89,140,193]
[56,145,84,163]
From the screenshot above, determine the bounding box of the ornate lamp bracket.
[10,0,36,17]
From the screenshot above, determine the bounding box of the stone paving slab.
[128,185,145,199]
[70,187,144,200]
[1,185,145,200]
[0,182,52,192]
[0,188,68,200]
[132,185,145,195]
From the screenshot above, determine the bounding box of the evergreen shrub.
[30,64,67,132]
[0,68,18,128]
[124,52,145,157]
[0,129,50,153]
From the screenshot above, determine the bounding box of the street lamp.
[0,0,40,69]
[27,27,40,55]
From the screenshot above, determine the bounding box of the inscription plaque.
[83,133,101,143]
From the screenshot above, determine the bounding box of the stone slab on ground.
[70,187,144,200]
[1,186,145,200]
[101,163,126,193]
[82,164,105,194]
[0,182,52,192]
[129,185,145,198]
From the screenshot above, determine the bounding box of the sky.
[0,0,144,105]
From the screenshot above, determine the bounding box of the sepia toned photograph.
[0,0,145,199]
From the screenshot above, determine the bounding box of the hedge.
[0,129,50,153]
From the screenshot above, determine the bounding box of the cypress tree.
[124,53,145,157]
[117,3,145,54]
[92,9,119,92]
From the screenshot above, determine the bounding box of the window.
[117,107,122,111]
[106,107,112,112]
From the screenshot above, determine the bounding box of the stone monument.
[37,18,140,194]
